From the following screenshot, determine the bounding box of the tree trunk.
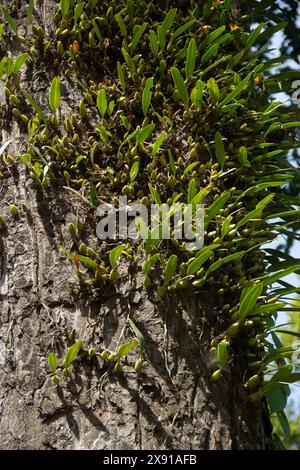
[0,0,273,449]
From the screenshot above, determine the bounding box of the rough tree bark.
[0,0,273,449]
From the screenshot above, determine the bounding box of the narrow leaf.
[164,254,178,286]
[109,245,126,269]
[142,77,153,117]
[205,251,246,278]
[152,132,167,157]
[239,282,263,320]
[185,38,197,79]
[171,66,189,108]
[47,352,58,374]
[117,340,138,361]
[2,7,17,33]
[97,88,107,117]
[130,22,147,53]
[214,131,225,169]
[130,161,140,182]
[137,123,155,144]
[117,62,126,91]
[49,77,61,113]
[149,30,158,56]
[187,245,220,276]
[26,0,34,24]
[206,191,230,223]
[63,340,83,368]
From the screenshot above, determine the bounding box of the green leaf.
[259,266,300,287]
[171,66,189,108]
[191,80,204,107]
[142,77,153,117]
[239,282,263,320]
[129,319,145,355]
[207,78,220,104]
[117,340,138,362]
[206,191,230,223]
[152,132,167,157]
[63,186,95,209]
[117,61,126,91]
[164,254,178,286]
[130,22,147,53]
[116,14,127,38]
[19,153,32,166]
[236,207,262,229]
[74,2,85,26]
[26,0,34,24]
[137,123,155,144]
[187,245,220,276]
[214,131,225,169]
[0,24,4,42]
[217,340,229,368]
[63,340,83,368]
[201,44,218,66]
[122,47,135,77]
[185,38,197,79]
[256,193,275,209]
[47,352,58,374]
[49,77,61,114]
[149,30,158,56]
[192,188,209,204]
[4,56,14,77]
[23,90,47,122]
[148,183,162,205]
[107,100,115,117]
[89,182,98,208]
[238,146,250,167]
[253,303,286,316]
[109,245,126,269]
[205,251,246,278]
[257,22,288,44]
[277,411,290,440]
[97,89,107,117]
[130,161,140,182]
[221,215,232,238]
[275,330,300,339]
[143,253,161,275]
[188,178,197,204]
[199,26,226,49]
[236,182,284,200]
[172,19,196,41]
[96,124,111,143]
[168,150,176,176]
[59,0,70,19]
[92,18,103,43]
[267,387,287,414]
[158,8,177,50]
[220,72,252,107]
[184,162,200,176]
[2,7,17,33]
[246,23,264,48]
[14,53,28,74]
[77,255,98,271]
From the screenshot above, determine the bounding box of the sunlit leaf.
[49,77,61,113]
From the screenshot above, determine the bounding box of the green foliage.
[171,66,189,108]
[49,77,61,114]
[2,0,299,441]
[97,89,107,117]
[142,78,153,117]
[63,340,83,368]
